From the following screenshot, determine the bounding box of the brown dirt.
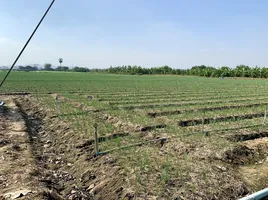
[178,112,264,127]
[225,136,268,165]
[224,130,268,142]
[21,96,134,199]
[244,137,268,150]
[225,145,255,165]
[222,128,268,194]
[1,95,132,199]
[0,96,47,199]
[239,160,268,189]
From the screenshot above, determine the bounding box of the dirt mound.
[244,137,268,150]
[225,145,255,165]
[224,130,268,142]
[178,112,264,127]
[14,96,130,199]
[225,137,268,165]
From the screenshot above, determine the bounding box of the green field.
[1,71,268,198]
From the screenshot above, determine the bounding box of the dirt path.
[1,96,129,199]
[0,96,46,199]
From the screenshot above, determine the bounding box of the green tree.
[44,63,53,71]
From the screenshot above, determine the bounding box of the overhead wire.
[0,0,56,88]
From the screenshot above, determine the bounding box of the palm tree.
[59,58,63,66]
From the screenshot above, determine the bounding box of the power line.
[0,0,56,88]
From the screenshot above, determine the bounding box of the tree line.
[105,65,268,78]
[7,63,268,78]
[14,63,90,72]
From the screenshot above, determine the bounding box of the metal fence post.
[35,89,39,101]
[55,95,61,119]
[94,123,99,156]
[263,105,267,125]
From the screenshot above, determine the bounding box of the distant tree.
[18,66,24,71]
[55,66,69,71]
[234,65,250,77]
[44,63,54,71]
[33,64,40,70]
[72,66,90,72]
[18,65,38,71]
[76,64,268,79]
[219,66,231,77]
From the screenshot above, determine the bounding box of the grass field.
[1,71,268,199]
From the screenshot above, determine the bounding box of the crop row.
[97,89,268,102]
[118,96,268,110]
[178,112,265,127]
[148,101,268,117]
[54,94,166,132]
[106,93,267,106]
[224,128,268,142]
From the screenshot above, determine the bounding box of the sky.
[1,0,268,69]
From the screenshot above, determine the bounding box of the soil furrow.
[178,112,265,127]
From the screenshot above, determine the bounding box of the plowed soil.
[0,96,130,200]
[1,95,268,199]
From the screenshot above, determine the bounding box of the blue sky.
[1,0,268,69]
